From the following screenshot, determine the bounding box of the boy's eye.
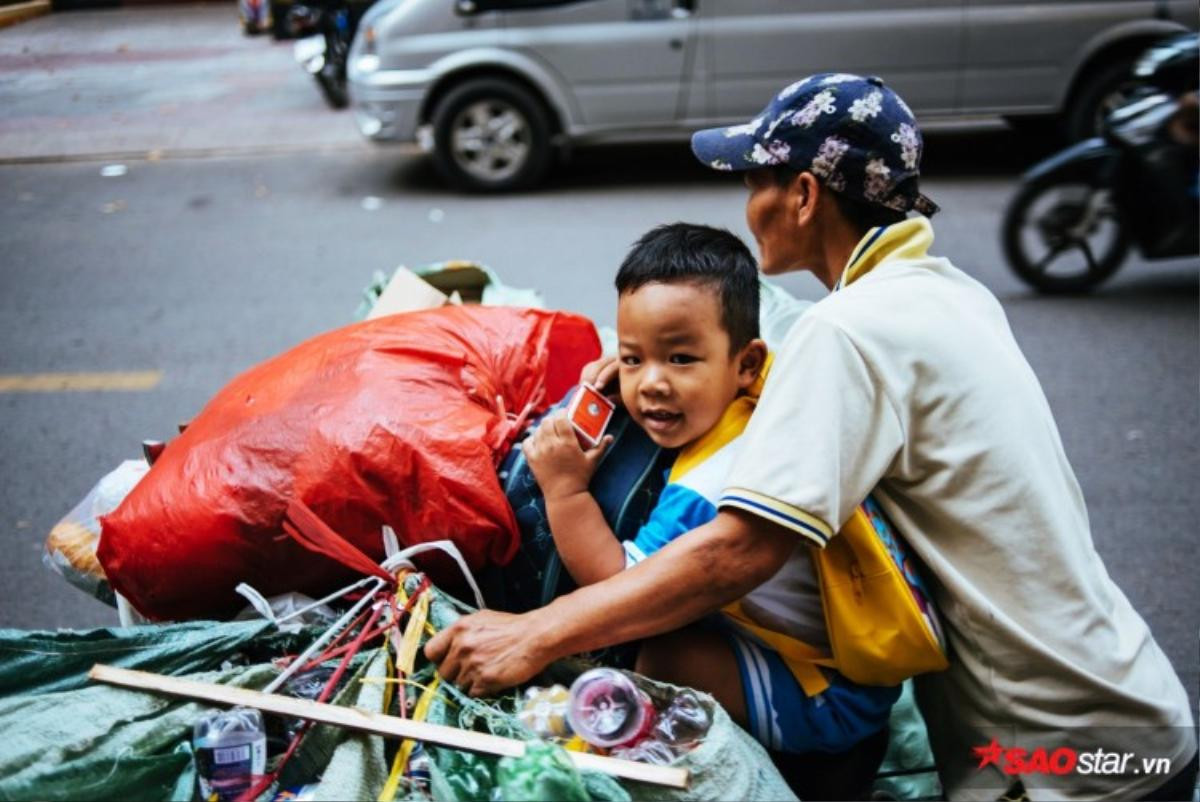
[620,355,640,367]
[669,354,699,365]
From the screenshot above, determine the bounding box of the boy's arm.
[543,488,625,585]
[523,410,624,585]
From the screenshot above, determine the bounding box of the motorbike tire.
[430,77,553,192]
[315,67,349,109]
[1001,172,1130,294]
[1061,56,1141,143]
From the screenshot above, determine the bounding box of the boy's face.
[617,281,758,450]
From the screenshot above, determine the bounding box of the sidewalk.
[0,4,376,161]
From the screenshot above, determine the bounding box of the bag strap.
[722,601,834,697]
[283,499,395,584]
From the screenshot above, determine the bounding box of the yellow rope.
[396,590,430,676]
[359,676,459,711]
[377,677,440,802]
[380,644,395,718]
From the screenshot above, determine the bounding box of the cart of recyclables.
[18,263,940,801]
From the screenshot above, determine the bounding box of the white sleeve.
[719,314,904,547]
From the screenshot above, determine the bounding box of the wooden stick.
[89,664,689,790]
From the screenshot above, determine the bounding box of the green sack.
[0,619,293,697]
[0,620,317,802]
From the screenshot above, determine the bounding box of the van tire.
[430,77,553,192]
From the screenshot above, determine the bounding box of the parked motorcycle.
[293,0,372,109]
[1002,34,1198,294]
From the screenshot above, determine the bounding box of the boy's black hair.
[768,165,907,232]
[615,223,760,353]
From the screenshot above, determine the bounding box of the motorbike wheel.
[315,66,349,109]
[1002,172,1130,294]
[1062,56,1141,143]
[430,77,553,192]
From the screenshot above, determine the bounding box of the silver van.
[346,0,1198,191]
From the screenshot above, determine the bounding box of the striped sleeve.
[718,488,833,547]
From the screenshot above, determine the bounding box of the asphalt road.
[1,7,1196,711]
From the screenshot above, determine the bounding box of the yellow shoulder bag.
[813,496,948,686]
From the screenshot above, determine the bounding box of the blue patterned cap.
[691,73,939,216]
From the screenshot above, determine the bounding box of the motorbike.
[292,0,371,109]
[1002,33,1198,294]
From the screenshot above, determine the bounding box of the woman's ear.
[736,338,768,388]
[791,171,821,228]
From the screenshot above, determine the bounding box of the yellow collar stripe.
[668,352,774,482]
[838,216,935,290]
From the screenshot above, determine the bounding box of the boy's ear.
[736,338,768,388]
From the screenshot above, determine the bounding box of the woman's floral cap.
[691,73,939,216]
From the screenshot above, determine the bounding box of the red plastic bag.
[98,306,600,620]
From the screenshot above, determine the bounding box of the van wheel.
[1061,56,1140,143]
[430,78,553,192]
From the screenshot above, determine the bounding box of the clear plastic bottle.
[516,684,572,739]
[193,707,268,802]
[652,689,712,749]
[566,668,656,749]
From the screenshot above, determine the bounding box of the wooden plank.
[89,664,689,790]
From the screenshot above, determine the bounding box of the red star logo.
[973,738,1004,769]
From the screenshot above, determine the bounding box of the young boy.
[523,222,899,759]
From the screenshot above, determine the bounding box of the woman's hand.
[424,609,553,696]
[523,410,612,500]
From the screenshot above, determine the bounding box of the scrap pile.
[1,558,800,802]
[23,264,938,801]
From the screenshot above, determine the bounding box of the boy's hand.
[524,409,613,500]
[580,357,621,404]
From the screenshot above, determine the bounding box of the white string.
[380,539,486,610]
[261,577,386,696]
[234,575,378,627]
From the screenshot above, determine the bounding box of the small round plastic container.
[566,668,657,749]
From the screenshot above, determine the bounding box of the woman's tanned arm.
[424,508,795,696]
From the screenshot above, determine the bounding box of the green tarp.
[0,582,939,801]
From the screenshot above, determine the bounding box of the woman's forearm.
[530,508,796,660]
[544,490,626,586]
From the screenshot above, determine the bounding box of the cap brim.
[690,126,761,172]
[913,193,940,217]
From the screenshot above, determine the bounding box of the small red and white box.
[566,383,615,448]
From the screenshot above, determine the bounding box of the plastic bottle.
[652,689,712,749]
[566,668,656,749]
[193,707,268,802]
[516,684,572,739]
[609,737,678,765]
[406,742,432,793]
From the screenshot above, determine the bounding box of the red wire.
[234,594,389,802]
[232,577,435,801]
[298,577,430,672]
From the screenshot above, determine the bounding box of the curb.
[0,140,414,166]
[0,0,50,28]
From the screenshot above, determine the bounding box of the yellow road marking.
[0,371,163,392]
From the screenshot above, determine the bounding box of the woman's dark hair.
[768,165,907,232]
[615,223,759,353]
